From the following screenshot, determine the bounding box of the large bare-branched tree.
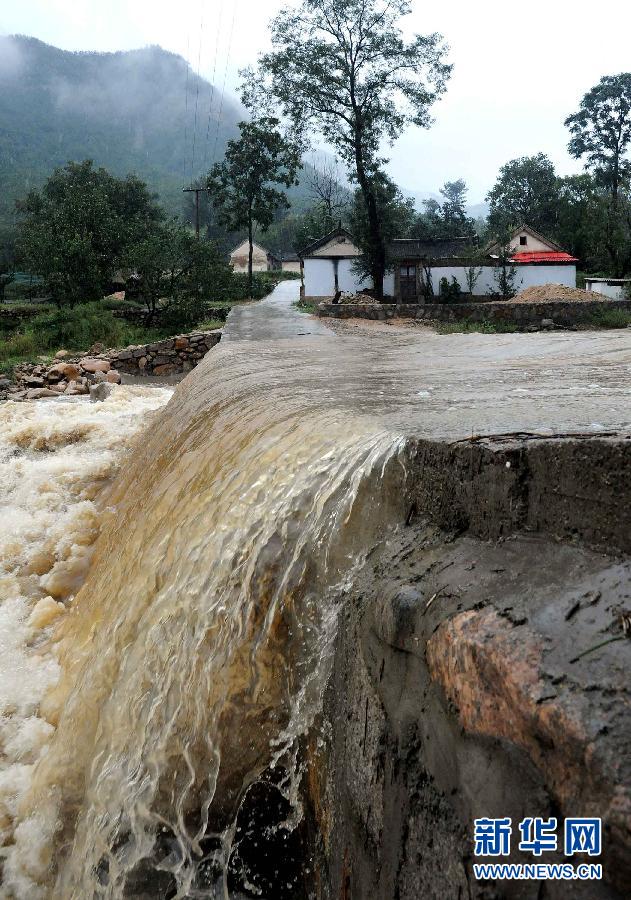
[246,0,451,298]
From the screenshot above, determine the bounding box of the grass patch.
[435,320,519,334]
[0,303,165,374]
[581,308,631,329]
[293,300,316,314]
[192,318,224,332]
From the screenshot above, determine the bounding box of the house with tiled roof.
[300,224,577,302]
[486,224,578,266]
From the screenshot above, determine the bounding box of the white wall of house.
[303,258,336,296]
[432,265,576,295]
[430,266,496,296]
[516,265,576,290]
[584,280,627,300]
[303,259,576,300]
[303,258,371,297]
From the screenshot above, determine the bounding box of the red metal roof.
[510,251,578,264]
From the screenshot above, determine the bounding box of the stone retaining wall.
[109,330,221,376]
[318,298,631,328]
[0,304,49,328]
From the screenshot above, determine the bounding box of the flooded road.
[225,280,631,439]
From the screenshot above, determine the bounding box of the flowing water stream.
[3,283,631,898]
[0,288,413,898]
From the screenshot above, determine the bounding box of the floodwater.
[1,281,631,898]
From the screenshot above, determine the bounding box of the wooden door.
[399,264,417,301]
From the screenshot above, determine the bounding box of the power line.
[202,0,224,175]
[182,33,191,184]
[210,0,238,168]
[190,5,204,186]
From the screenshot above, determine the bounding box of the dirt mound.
[513,284,605,303]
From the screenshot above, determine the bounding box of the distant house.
[584,277,631,301]
[280,252,302,274]
[229,240,280,273]
[301,224,577,302]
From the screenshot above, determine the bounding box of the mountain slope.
[0,36,242,225]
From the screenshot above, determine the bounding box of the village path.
[221,280,631,441]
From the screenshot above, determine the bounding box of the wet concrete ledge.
[307,432,631,900]
[317,299,631,328]
[405,433,631,556]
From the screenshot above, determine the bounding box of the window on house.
[520,235,527,246]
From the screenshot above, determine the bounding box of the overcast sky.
[3,0,631,203]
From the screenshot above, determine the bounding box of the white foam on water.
[0,387,172,898]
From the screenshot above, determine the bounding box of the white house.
[301,225,578,303]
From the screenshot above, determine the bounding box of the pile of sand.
[513,284,605,304]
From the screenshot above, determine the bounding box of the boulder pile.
[8,355,122,400]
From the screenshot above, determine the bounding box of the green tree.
[250,0,451,298]
[124,221,233,324]
[207,117,301,297]
[16,160,163,306]
[414,179,476,239]
[486,154,561,237]
[490,231,519,300]
[565,74,631,275]
[347,173,415,287]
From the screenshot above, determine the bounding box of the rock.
[25,387,59,399]
[24,375,45,388]
[138,356,148,369]
[93,371,107,383]
[50,381,68,393]
[65,380,89,396]
[90,382,116,402]
[0,377,10,389]
[46,362,81,382]
[174,337,189,350]
[89,342,105,354]
[153,364,176,376]
[79,357,110,374]
[541,318,555,328]
[105,369,121,384]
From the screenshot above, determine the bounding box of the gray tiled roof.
[389,237,474,260]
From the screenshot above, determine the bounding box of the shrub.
[587,308,631,329]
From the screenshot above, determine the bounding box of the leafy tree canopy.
[16,160,163,305]
[486,153,561,238]
[565,73,631,199]
[207,117,301,294]
[347,172,415,280]
[249,0,451,297]
[414,179,476,240]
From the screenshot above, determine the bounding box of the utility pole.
[182,186,209,239]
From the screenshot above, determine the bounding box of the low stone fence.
[318,299,631,328]
[0,304,49,328]
[109,330,221,375]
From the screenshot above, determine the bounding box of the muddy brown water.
[2,281,631,899]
